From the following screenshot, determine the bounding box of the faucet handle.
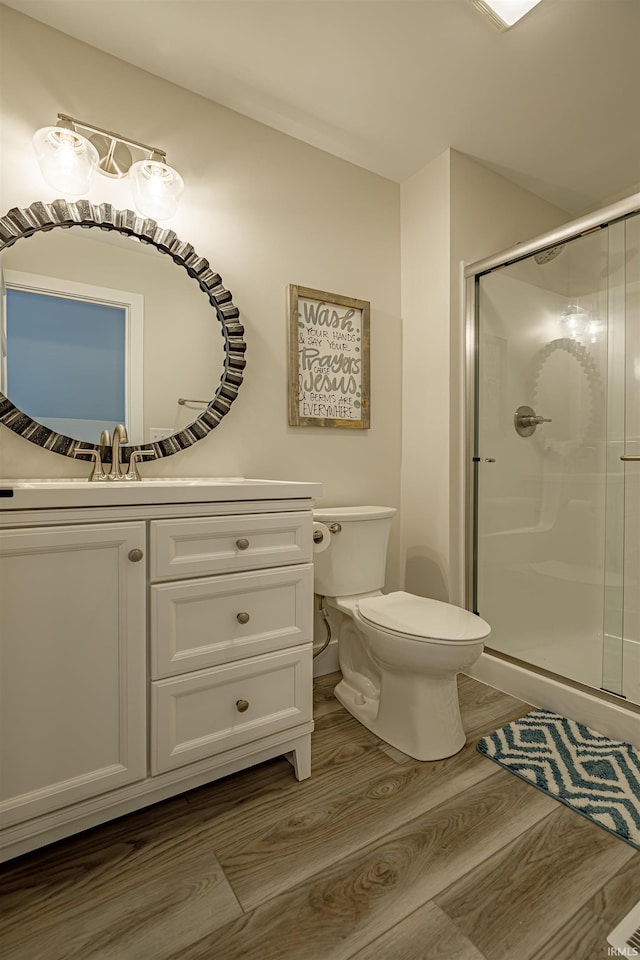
[125,448,156,481]
[72,446,106,481]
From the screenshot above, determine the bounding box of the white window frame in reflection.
[1,269,143,444]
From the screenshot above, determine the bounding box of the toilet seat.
[357,591,491,642]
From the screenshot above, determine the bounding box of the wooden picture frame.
[288,284,370,429]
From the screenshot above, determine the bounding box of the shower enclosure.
[467,196,639,709]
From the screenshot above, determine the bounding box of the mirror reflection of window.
[5,288,127,444]
[1,268,144,444]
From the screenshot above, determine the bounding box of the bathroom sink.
[0,477,322,509]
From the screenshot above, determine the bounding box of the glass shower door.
[473,213,639,703]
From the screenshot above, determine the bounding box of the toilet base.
[334,671,467,761]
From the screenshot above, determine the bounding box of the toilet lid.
[357,591,491,641]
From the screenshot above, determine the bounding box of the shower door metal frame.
[463,191,640,616]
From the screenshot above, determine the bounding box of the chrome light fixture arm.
[56,114,167,174]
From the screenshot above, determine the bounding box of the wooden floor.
[1,672,639,960]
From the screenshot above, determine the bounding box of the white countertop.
[0,478,323,510]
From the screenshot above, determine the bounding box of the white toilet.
[313,506,491,761]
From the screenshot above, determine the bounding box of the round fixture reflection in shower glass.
[560,303,592,338]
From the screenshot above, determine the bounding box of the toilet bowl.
[314,506,491,761]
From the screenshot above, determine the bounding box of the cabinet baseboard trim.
[0,723,314,863]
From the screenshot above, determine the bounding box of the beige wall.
[399,150,452,601]
[0,6,403,581]
[400,148,569,604]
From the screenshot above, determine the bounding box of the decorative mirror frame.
[528,336,605,443]
[0,199,246,463]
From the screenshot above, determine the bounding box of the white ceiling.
[3,0,640,213]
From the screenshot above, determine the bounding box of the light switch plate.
[149,428,174,442]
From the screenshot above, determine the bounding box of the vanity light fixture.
[32,114,184,220]
[469,0,543,30]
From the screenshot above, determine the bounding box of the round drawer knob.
[128,548,144,562]
[236,538,250,551]
[236,699,249,713]
[236,612,250,624]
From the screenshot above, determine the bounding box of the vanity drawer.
[150,512,312,581]
[150,564,313,679]
[150,646,312,774]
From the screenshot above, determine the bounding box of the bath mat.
[477,709,640,851]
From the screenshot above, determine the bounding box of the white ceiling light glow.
[470,0,543,30]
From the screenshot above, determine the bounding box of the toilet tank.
[313,506,396,597]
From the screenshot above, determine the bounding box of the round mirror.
[0,200,246,462]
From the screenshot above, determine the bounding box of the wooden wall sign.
[288,284,370,429]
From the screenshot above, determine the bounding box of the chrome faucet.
[110,424,156,480]
[110,423,129,479]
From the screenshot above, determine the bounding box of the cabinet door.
[0,522,146,828]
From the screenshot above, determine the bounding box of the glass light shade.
[560,303,591,338]
[32,126,99,196]
[129,159,184,221]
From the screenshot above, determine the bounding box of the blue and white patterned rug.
[477,709,640,850]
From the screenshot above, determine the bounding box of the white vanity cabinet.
[0,481,320,862]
